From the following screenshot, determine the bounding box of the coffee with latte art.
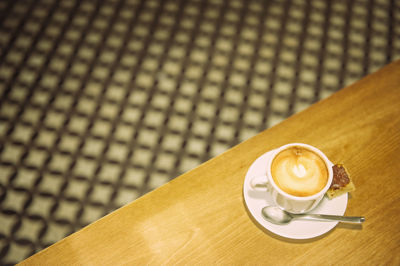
[271,146,328,197]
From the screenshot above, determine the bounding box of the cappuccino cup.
[251,143,333,214]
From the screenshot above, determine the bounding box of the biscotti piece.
[326,164,355,199]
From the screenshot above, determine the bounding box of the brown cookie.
[326,164,355,199]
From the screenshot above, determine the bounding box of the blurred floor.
[0,0,399,264]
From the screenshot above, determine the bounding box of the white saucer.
[243,150,348,240]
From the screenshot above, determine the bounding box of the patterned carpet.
[0,0,399,264]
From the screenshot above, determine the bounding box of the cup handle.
[250,175,269,190]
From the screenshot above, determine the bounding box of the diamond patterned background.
[1,0,399,264]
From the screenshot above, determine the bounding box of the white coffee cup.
[251,143,333,214]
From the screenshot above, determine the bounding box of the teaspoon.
[261,206,365,225]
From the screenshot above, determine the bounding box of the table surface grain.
[20,60,400,265]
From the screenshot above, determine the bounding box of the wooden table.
[20,60,400,265]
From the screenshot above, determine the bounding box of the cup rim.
[266,143,333,201]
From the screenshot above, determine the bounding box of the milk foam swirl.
[271,147,328,197]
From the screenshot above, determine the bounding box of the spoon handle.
[295,214,365,224]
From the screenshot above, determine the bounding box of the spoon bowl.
[261,206,365,225]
